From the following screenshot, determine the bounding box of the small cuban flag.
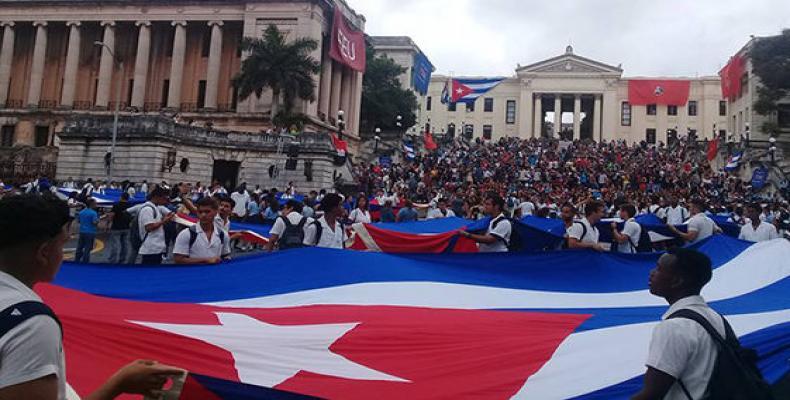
[725,151,743,171]
[402,142,416,160]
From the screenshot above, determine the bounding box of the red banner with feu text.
[627,80,690,106]
[329,8,366,72]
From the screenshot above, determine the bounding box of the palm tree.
[233,25,321,120]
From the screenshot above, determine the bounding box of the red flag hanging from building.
[719,55,745,101]
[627,80,690,106]
[707,140,718,161]
[424,131,438,151]
[329,8,366,72]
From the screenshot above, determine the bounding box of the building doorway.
[212,160,240,190]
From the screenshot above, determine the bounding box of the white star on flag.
[129,312,409,387]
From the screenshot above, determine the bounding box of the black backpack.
[633,223,653,252]
[563,220,590,249]
[187,225,226,250]
[1,301,61,340]
[129,204,157,249]
[491,216,522,252]
[278,216,306,250]
[308,219,345,248]
[668,309,774,400]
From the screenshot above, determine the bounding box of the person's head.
[0,194,71,284]
[357,195,368,210]
[484,192,505,216]
[745,203,762,222]
[689,199,706,215]
[560,203,576,222]
[196,197,219,225]
[618,203,637,220]
[585,200,605,223]
[85,198,97,209]
[437,198,448,211]
[649,248,712,301]
[120,192,129,203]
[149,185,170,206]
[216,195,234,218]
[670,197,678,207]
[321,193,343,217]
[283,199,303,215]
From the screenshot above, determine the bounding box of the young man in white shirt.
[611,203,642,254]
[229,185,250,221]
[0,194,183,400]
[304,194,347,249]
[173,197,231,264]
[567,200,606,251]
[667,199,721,245]
[517,196,535,217]
[459,193,511,252]
[739,203,779,242]
[427,198,456,219]
[137,186,174,265]
[665,199,689,225]
[633,248,722,400]
[266,199,308,251]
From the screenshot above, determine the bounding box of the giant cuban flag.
[47,235,789,399]
[441,77,505,104]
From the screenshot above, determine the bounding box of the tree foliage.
[233,25,321,122]
[360,44,418,135]
[751,29,790,115]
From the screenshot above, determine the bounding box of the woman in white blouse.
[348,195,372,224]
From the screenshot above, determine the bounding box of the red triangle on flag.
[450,80,474,103]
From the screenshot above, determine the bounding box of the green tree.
[233,25,321,123]
[751,29,790,116]
[360,44,418,136]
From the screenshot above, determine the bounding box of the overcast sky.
[352,0,789,78]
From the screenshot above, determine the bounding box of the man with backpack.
[304,193,346,249]
[567,200,606,251]
[173,197,230,264]
[611,203,644,254]
[266,199,308,251]
[633,248,774,400]
[136,186,174,265]
[106,193,132,264]
[459,193,511,252]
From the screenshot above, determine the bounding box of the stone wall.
[56,116,351,191]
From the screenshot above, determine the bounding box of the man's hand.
[593,243,606,252]
[163,213,175,222]
[611,221,618,230]
[104,360,185,398]
[208,257,221,264]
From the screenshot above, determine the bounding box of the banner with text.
[627,79,691,106]
[329,8,366,72]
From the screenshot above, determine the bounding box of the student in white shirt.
[739,203,779,242]
[665,199,689,225]
[348,195,371,224]
[459,193,511,252]
[427,198,456,219]
[304,193,347,249]
[517,197,535,217]
[173,197,231,264]
[667,199,721,245]
[611,203,642,254]
[266,199,308,251]
[567,200,606,251]
[633,248,724,400]
[0,194,183,400]
[230,185,250,220]
[137,186,174,265]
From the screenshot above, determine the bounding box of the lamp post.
[769,136,777,164]
[94,41,124,183]
[337,109,345,140]
[374,128,381,154]
[396,114,403,129]
[744,122,750,147]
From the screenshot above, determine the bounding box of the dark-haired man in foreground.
[0,194,183,400]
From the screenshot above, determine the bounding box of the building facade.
[419,46,728,144]
[0,0,366,183]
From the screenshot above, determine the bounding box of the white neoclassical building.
[419,46,728,144]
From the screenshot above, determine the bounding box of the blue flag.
[412,51,434,96]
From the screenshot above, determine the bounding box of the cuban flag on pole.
[46,235,789,399]
[441,77,505,104]
[725,151,743,171]
[402,142,416,159]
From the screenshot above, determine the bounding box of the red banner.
[350,224,478,253]
[719,55,745,101]
[329,8,366,72]
[424,131,438,151]
[707,140,718,161]
[627,79,690,106]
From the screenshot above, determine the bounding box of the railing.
[3,99,23,109]
[216,103,236,112]
[0,161,56,183]
[143,102,162,112]
[107,101,128,110]
[37,100,58,109]
[73,101,93,110]
[180,103,198,112]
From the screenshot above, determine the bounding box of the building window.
[646,128,656,144]
[0,125,14,147]
[197,80,207,109]
[778,104,790,128]
[646,104,657,115]
[667,105,678,116]
[34,126,49,147]
[483,125,493,140]
[426,96,431,111]
[505,100,516,124]
[621,102,632,126]
[161,80,170,108]
[719,101,727,116]
[740,74,749,97]
[688,101,698,116]
[127,79,134,107]
[719,129,726,139]
[466,102,475,112]
[231,85,239,111]
[484,98,494,112]
[464,124,474,139]
[448,102,456,112]
[446,123,456,138]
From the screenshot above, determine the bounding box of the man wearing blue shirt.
[396,200,419,222]
[75,198,103,263]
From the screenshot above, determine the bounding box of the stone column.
[166,20,187,109]
[533,94,543,138]
[340,68,352,119]
[0,22,16,107]
[329,63,342,122]
[27,21,48,108]
[95,21,116,109]
[593,94,602,141]
[573,94,581,140]
[553,94,562,137]
[130,21,151,109]
[350,70,363,135]
[204,20,223,110]
[518,82,533,138]
[60,21,82,108]
[318,54,332,119]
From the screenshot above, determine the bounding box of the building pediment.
[517,46,623,76]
